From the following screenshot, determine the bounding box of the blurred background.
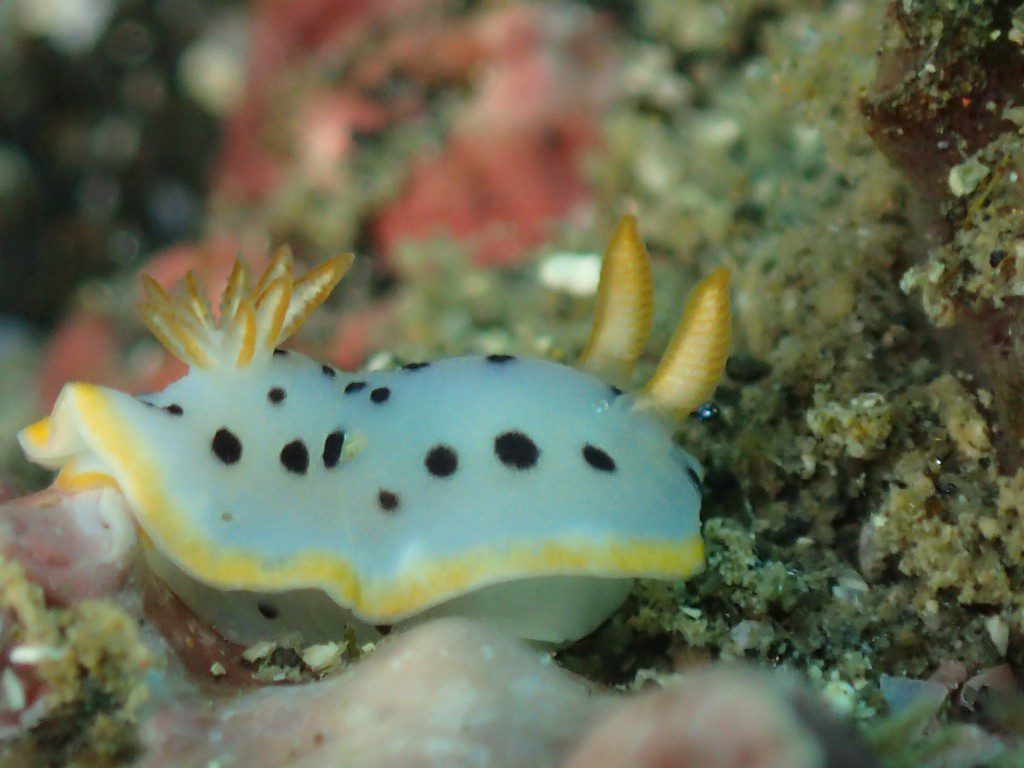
[0,0,638,326]
[0,0,243,325]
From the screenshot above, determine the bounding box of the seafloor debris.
[0,559,148,766]
[864,0,1024,467]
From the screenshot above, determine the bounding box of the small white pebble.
[476,331,512,355]
[300,642,341,671]
[948,157,990,197]
[831,565,869,605]
[365,351,398,372]
[1,669,26,711]
[985,616,1009,656]
[879,674,947,715]
[729,619,765,651]
[242,641,277,663]
[822,679,857,716]
[209,662,226,677]
[632,668,683,690]
[792,124,822,159]
[538,253,602,297]
[697,116,742,148]
[978,517,1001,539]
[9,645,66,664]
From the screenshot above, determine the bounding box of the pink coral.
[327,299,400,370]
[0,489,136,606]
[219,0,616,265]
[218,0,437,201]
[371,5,616,267]
[372,119,597,267]
[39,314,130,409]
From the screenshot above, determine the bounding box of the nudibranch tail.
[137,249,353,370]
[634,267,731,424]
[577,215,654,388]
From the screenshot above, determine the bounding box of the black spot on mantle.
[280,440,309,475]
[425,445,458,477]
[494,431,539,470]
[322,431,345,468]
[582,444,616,472]
[378,489,400,512]
[211,428,242,465]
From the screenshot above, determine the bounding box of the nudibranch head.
[20,218,730,644]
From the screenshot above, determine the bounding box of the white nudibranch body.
[20,217,731,644]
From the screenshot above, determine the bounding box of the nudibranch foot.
[149,540,634,645]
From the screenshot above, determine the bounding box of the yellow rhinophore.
[577,215,654,388]
[634,267,731,424]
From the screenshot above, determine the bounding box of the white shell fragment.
[538,252,603,296]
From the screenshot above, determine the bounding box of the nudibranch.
[19,217,730,644]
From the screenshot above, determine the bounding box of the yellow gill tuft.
[139,250,354,370]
